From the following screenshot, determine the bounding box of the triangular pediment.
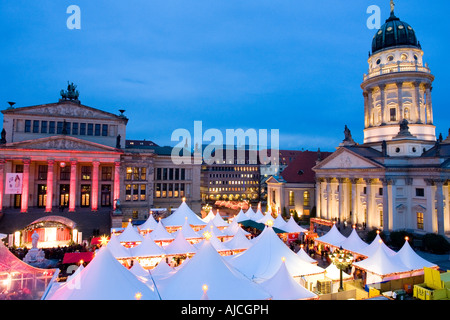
[1,135,121,153]
[2,101,126,122]
[266,176,285,184]
[314,147,383,170]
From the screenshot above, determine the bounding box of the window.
[156,168,162,180]
[390,108,396,121]
[181,168,185,180]
[80,123,86,135]
[132,210,139,219]
[126,167,132,180]
[125,184,132,201]
[41,121,48,134]
[180,184,185,197]
[272,190,276,203]
[155,184,161,198]
[404,108,410,120]
[140,167,146,181]
[38,165,48,180]
[102,124,108,136]
[132,184,139,201]
[72,123,79,135]
[162,184,167,198]
[65,122,71,134]
[169,168,174,180]
[174,184,179,197]
[87,123,93,136]
[60,166,71,180]
[163,168,168,180]
[49,121,56,134]
[289,191,295,206]
[363,187,367,195]
[33,120,39,133]
[380,210,384,228]
[175,168,180,180]
[25,120,31,133]
[303,191,310,207]
[95,124,101,136]
[57,121,63,134]
[416,188,425,197]
[101,167,112,181]
[168,184,173,197]
[379,188,383,196]
[417,212,424,230]
[81,166,91,180]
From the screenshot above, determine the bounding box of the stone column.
[21,159,31,213]
[381,178,394,232]
[444,182,449,234]
[396,81,403,121]
[113,161,121,210]
[69,160,77,212]
[315,178,322,219]
[368,88,374,126]
[338,178,345,223]
[363,91,369,128]
[45,160,54,213]
[91,161,100,211]
[350,178,358,225]
[380,84,386,125]
[425,179,436,233]
[326,178,332,220]
[435,179,445,236]
[365,178,375,229]
[414,81,423,123]
[0,160,4,212]
[425,84,434,124]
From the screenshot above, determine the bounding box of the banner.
[5,173,23,194]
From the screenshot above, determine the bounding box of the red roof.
[280,150,332,183]
[62,252,94,264]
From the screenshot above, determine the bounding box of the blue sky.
[1,1,449,152]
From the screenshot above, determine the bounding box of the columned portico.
[69,160,77,212]
[91,161,100,211]
[21,159,31,213]
[45,160,55,212]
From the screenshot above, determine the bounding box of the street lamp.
[329,246,354,292]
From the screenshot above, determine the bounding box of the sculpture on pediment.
[116,134,121,149]
[60,82,80,102]
[0,128,6,144]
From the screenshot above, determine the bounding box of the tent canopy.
[339,227,368,255]
[117,222,144,243]
[315,224,347,248]
[161,201,206,227]
[395,240,438,271]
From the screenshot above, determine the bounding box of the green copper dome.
[372,12,419,54]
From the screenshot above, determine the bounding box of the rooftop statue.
[60,82,80,101]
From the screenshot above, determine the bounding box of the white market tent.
[106,234,133,259]
[150,260,176,281]
[139,214,159,232]
[260,261,318,300]
[117,221,144,244]
[352,243,411,285]
[256,212,274,225]
[164,230,198,256]
[359,234,396,258]
[233,209,250,223]
[281,216,308,234]
[394,240,438,274]
[130,234,166,258]
[223,227,253,253]
[154,239,272,300]
[251,207,265,222]
[161,201,206,229]
[149,222,175,245]
[315,224,347,248]
[211,210,230,228]
[172,218,203,243]
[245,207,256,220]
[45,246,160,300]
[339,227,369,255]
[195,236,231,254]
[227,226,325,285]
[129,260,151,278]
[222,219,251,237]
[204,220,226,239]
[273,214,288,230]
[201,210,216,223]
[296,247,318,265]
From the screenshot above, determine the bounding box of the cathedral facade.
[313,7,450,236]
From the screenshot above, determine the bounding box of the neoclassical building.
[313,6,450,236]
[0,84,201,244]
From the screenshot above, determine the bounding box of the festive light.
[265,219,274,227]
[135,292,142,300]
[203,231,212,240]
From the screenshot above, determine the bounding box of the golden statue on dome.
[390,0,395,14]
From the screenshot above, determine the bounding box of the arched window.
[303,191,310,207]
[404,107,410,120]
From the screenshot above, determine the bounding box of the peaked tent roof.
[150,260,176,279]
[201,210,216,223]
[245,207,256,220]
[106,235,133,259]
[149,222,175,242]
[204,220,225,238]
[130,234,166,258]
[164,230,198,256]
[223,227,253,251]
[325,263,352,281]
[139,214,159,232]
[172,219,203,240]
[360,234,397,257]
[45,246,160,300]
[339,227,369,255]
[155,239,272,300]
[228,226,325,282]
[256,212,274,225]
[297,247,318,264]
[315,224,347,248]
[117,222,145,243]
[260,261,318,300]
[273,214,288,230]
[211,211,230,228]
[129,260,151,278]
[233,209,250,223]
[161,201,206,227]
[352,244,410,277]
[395,240,438,271]
[222,219,251,237]
[251,208,265,222]
[280,216,308,234]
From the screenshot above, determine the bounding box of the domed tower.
[361,2,436,150]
